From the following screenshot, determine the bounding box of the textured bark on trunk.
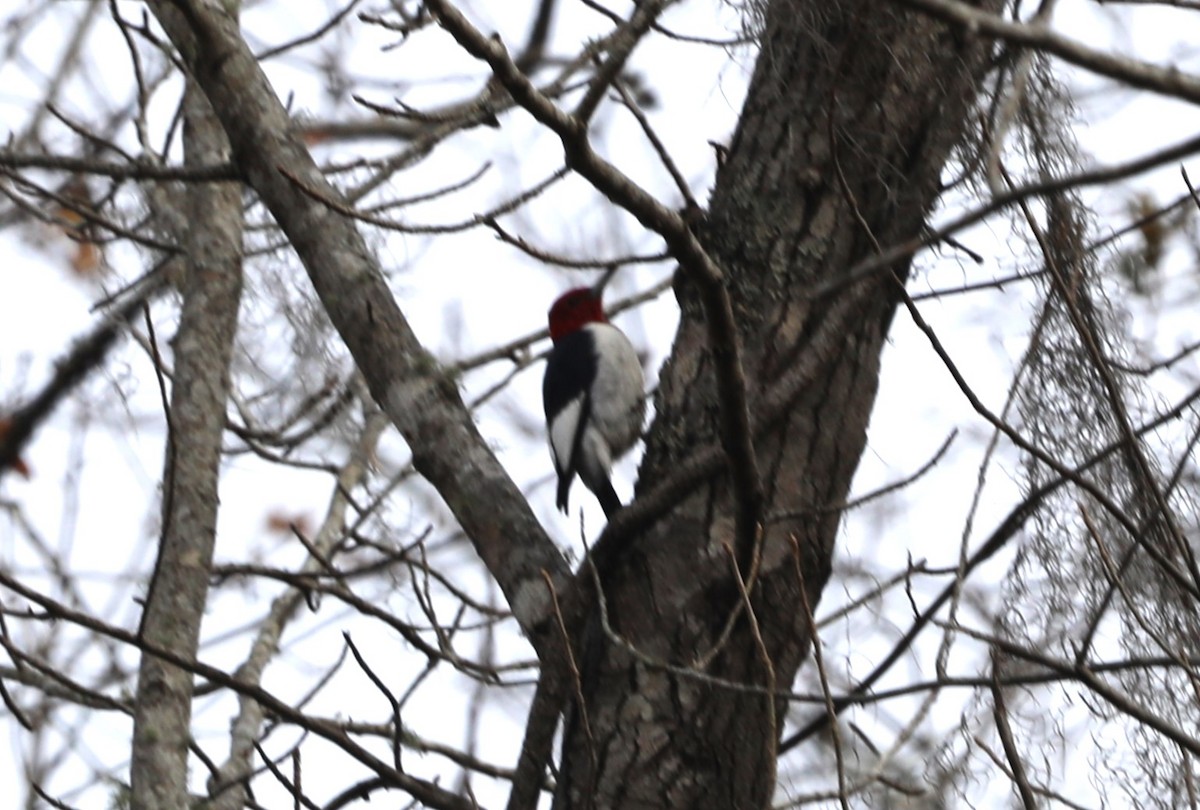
[129,80,244,810]
[553,2,1001,807]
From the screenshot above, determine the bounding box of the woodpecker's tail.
[595,479,622,519]
[556,474,572,514]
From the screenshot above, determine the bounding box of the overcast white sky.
[1,1,1198,807]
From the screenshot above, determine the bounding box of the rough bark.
[129,81,244,809]
[552,2,1003,807]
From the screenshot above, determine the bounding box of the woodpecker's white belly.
[578,322,644,459]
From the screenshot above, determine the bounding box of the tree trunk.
[129,80,244,810]
[553,2,1001,807]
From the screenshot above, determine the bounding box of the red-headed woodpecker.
[543,272,645,518]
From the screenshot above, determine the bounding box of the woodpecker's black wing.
[543,329,597,513]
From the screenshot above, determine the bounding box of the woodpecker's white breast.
[578,322,644,460]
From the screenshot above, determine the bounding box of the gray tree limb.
[145,0,571,658]
[129,78,245,810]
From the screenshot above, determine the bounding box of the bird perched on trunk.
[542,270,645,518]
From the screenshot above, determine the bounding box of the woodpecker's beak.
[592,266,618,297]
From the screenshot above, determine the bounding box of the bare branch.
[145,0,571,653]
[895,0,1200,104]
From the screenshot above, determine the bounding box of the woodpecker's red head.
[548,288,607,344]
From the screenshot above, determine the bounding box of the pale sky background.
[1,1,1198,807]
